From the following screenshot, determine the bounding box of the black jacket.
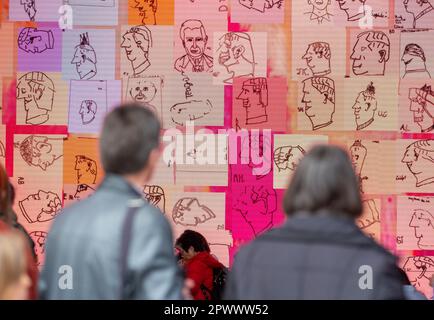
[225,213,405,300]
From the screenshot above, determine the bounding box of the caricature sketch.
[21,0,37,21]
[357,199,380,240]
[18,28,54,54]
[304,0,333,24]
[133,0,157,25]
[273,145,306,172]
[121,26,152,76]
[170,100,212,126]
[143,185,165,214]
[19,190,62,223]
[172,197,216,227]
[71,33,97,80]
[403,0,434,29]
[29,231,47,266]
[350,140,368,193]
[352,82,377,130]
[217,32,255,84]
[79,100,97,125]
[129,79,157,111]
[74,155,97,200]
[351,31,390,76]
[409,209,434,249]
[402,44,431,79]
[302,42,331,76]
[175,20,213,73]
[16,135,63,171]
[236,78,268,125]
[233,185,277,237]
[336,0,367,21]
[408,84,434,133]
[301,76,335,130]
[239,133,272,179]
[17,72,55,125]
[403,256,434,299]
[401,140,434,187]
[239,0,283,13]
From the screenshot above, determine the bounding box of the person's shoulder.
[135,203,171,233]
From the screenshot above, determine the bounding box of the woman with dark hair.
[225,145,405,299]
[176,230,224,300]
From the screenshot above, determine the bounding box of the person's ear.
[233,45,245,59]
[378,49,387,63]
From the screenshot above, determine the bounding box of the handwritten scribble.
[170,99,212,126]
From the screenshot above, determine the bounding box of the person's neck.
[312,7,328,17]
[123,171,149,193]
[405,60,427,73]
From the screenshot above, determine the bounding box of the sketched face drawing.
[18,190,62,223]
[129,79,157,106]
[182,26,207,59]
[403,256,434,285]
[409,86,434,132]
[21,0,36,21]
[17,72,55,125]
[172,197,216,227]
[79,100,97,125]
[273,145,306,172]
[134,0,158,24]
[401,140,434,187]
[302,42,331,76]
[409,209,434,249]
[121,26,152,75]
[404,0,434,16]
[18,28,54,54]
[336,0,367,20]
[349,140,367,177]
[236,78,268,125]
[352,83,377,130]
[75,155,97,186]
[71,33,97,80]
[143,185,165,213]
[19,135,62,171]
[350,31,390,76]
[310,0,331,10]
[301,77,335,130]
[233,185,277,237]
[29,231,47,266]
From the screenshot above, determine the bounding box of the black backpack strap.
[119,199,144,300]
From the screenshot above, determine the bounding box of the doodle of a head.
[336,0,367,21]
[19,135,61,171]
[75,155,97,186]
[79,100,97,125]
[18,190,62,223]
[29,231,47,266]
[18,28,54,54]
[409,209,434,248]
[180,20,208,59]
[349,140,367,176]
[233,185,277,236]
[172,197,216,227]
[302,42,331,76]
[129,79,157,107]
[121,26,152,70]
[71,33,97,80]
[143,185,165,213]
[218,32,255,79]
[273,145,306,172]
[403,0,434,17]
[239,0,270,12]
[409,85,434,132]
[20,0,36,21]
[237,78,268,124]
[309,0,332,11]
[403,256,434,283]
[301,76,336,130]
[402,44,427,73]
[352,82,377,130]
[17,72,55,125]
[134,0,158,14]
[401,140,434,187]
[350,31,390,76]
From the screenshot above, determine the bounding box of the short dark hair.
[283,145,362,218]
[176,230,210,253]
[100,103,160,175]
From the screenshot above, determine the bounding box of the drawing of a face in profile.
[134,0,158,25]
[401,44,431,79]
[409,209,434,249]
[349,140,367,193]
[236,78,268,125]
[302,42,331,76]
[408,85,434,133]
[336,0,367,21]
[17,135,62,171]
[79,100,97,125]
[174,20,213,73]
[401,140,434,187]
[17,72,55,125]
[121,26,152,76]
[18,190,62,223]
[217,32,255,83]
[273,145,306,172]
[71,33,97,80]
[74,155,97,199]
[403,0,434,29]
[301,76,335,130]
[21,0,37,21]
[129,79,157,112]
[357,199,380,240]
[305,0,333,24]
[403,256,434,299]
[143,185,165,214]
[172,197,216,227]
[29,231,47,266]
[352,82,377,130]
[350,31,390,76]
[239,0,283,13]
[233,185,277,237]
[18,28,54,54]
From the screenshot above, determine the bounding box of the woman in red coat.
[176,230,224,300]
